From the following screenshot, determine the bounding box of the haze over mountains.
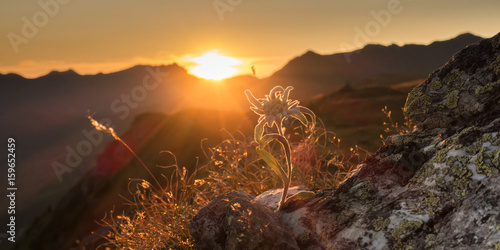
[0,33,483,248]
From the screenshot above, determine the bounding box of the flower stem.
[276,121,292,210]
[278,177,289,210]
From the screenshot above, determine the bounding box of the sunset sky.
[1,0,499,79]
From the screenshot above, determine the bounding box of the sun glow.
[188,51,242,80]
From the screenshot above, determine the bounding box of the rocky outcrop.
[404,32,500,130]
[190,32,500,249]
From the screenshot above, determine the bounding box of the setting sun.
[188,51,242,80]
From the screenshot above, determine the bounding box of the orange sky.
[1,0,499,78]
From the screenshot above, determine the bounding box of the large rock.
[404,32,500,130]
[191,32,500,249]
[190,190,299,250]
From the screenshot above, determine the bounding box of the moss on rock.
[391,219,423,241]
[475,80,500,95]
[405,85,431,117]
[373,217,390,231]
[431,80,442,90]
[446,90,460,109]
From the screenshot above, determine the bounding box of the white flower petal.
[282,86,294,101]
[250,107,265,115]
[254,118,266,143]
[288,108,308,125]
[269,86,284,99]
[245,90,263,108]
[298,106,316,128]
[288,100,299,109]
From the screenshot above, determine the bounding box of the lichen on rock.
[405,34,499,130]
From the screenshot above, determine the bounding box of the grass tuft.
[97,118,359,249]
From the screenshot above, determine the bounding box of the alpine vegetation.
[245,86,316,210]
[98,85,355,248]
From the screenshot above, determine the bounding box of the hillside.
[308,84,409,152]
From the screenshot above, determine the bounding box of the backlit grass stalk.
[88,115,166,198]
[245,86,316,210]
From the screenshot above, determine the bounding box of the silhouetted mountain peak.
[166,63,189,74]
[116,63,188,77]
[0,73,26,83]
[273,50,333,78]
[28,70,76,82]
[453,32,482,41]
[45,69,80,78]
[302,50,321,57]
[359,43,392,54]
[427,33,483,47]
[359,33,482,53]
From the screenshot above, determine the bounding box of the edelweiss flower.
[245,86,315,143]
[245,86,317,210]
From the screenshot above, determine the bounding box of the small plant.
[380,106,415,143]
[94,87,356,247]
[245,86,316,210]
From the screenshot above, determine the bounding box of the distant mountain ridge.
[267,33,483,98]
[274,33,482,78]
[1,33,483,89]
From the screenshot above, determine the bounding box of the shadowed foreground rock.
[191,32,500,249]
[190,190,299,250]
